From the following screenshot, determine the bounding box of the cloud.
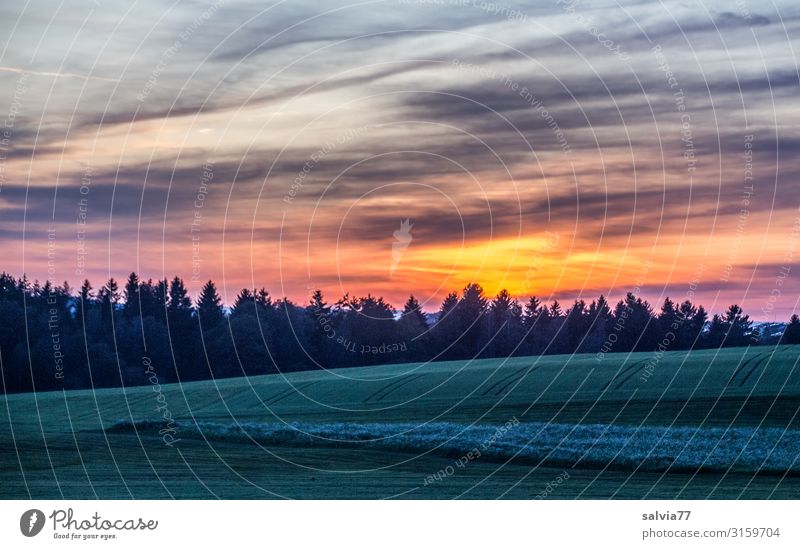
[1,0,799,314]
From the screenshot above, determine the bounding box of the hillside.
[2,345,799,498]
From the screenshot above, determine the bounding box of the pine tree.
[486,289,522,357]
[782,314,800,344]
[433,291,460,359]
[79,279,93,302]
[155,279,168,307]
[692,305,708,344]
[722,304,754,346]
[167,276,191,311]
[123,272,140,317]
[401,295,428,329]
[659,297,676,327]
[581,295,611,353]
[305,290,331,363]
[523,296,542,327]
[461,283,488,317]
[98,277,119,325]
[75,279,93,324]
[104,278,120,305]
[457,284,488,357]
[439,291,459,318]
[309,289,327,312]
[138,279,155,317]
[255,288,272,310]
[196,280,224,330]
[557,299,586,353]
[706,313,725,348]
[231,288,255,316]
[308,289,329,320]
[490,289,514,320]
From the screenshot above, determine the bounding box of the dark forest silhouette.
[1,271,799,394]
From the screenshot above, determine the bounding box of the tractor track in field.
[493,365,540,397]
[737,351,777,388]
[364,374,425,403]
[601,359,648,392]
[611,360,651,391]
[480,367,526,397]
[263,381,318,406]
[726,351,762,387]
[372,374,426,402]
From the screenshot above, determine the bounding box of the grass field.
[2,345,800,499]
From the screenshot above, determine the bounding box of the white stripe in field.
[107,420,800,474]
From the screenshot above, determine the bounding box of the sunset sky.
[1,0,799,317]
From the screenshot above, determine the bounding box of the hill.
[2,345,799,498]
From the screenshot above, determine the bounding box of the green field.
[2,345,800,499]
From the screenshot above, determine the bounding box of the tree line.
[1,271,799,393]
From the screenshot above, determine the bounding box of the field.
[2,345,800,499]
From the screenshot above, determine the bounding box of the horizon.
[3,266,791,320]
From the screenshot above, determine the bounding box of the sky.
[1,0,799,317]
